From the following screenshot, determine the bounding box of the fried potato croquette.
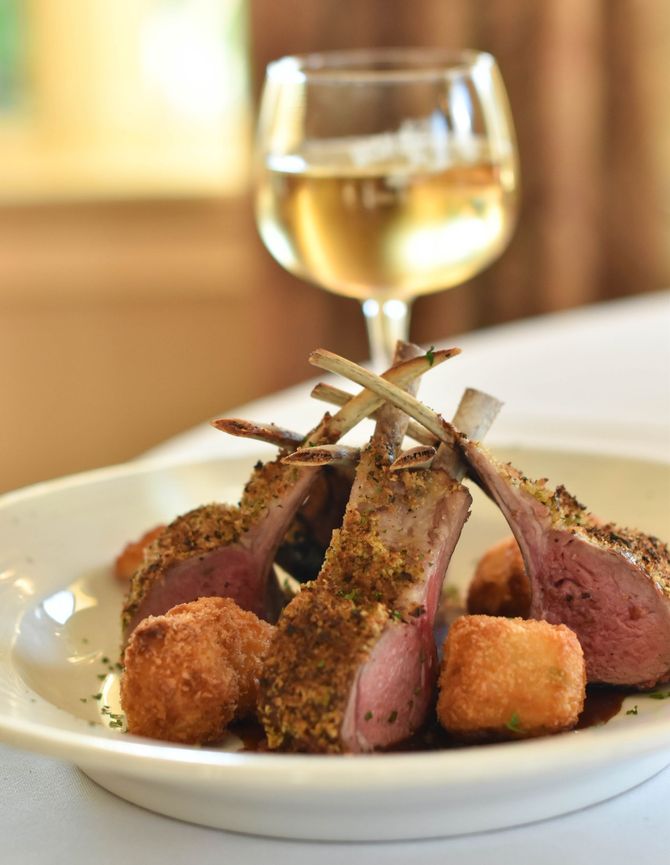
[437,615,585,741]
[114,525,165,582]
[120,596,274,744]
[467,535,531,618]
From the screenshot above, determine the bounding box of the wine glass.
[254,48,519,368]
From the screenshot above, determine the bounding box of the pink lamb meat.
[461,441,670,688]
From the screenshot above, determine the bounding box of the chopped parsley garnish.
[505,712,522,733]
[101,705,126,730]
[387,710,398,724]
[425,345,436,367]
[364,711,373,721]
[648,691,670,700]
[626,705,639,716]
[390,610,403,622]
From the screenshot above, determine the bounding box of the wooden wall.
[0,197,367,493]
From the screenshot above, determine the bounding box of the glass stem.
[361,298,412,370]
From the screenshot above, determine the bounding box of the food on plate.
[121,348,456,641]
[259,346,500,753]
[437,615,586,740]
[111,344,668,752]
[114,525,166,582]
[467,535,531,618]
[322,349,670,690]
[120,596,274,744]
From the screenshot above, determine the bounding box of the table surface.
[3,291,670,865]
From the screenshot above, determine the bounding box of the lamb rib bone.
[213,418,360,466]
[309,349,502,481]
[284,386,501,476]
[215,349,466,460]
[260,358,500,753]
[388,445,437,471]
[210,419,303,450]
[309,351,670,689]
[122,346,457,639]
[280,443,360,466]
[212,347,457,450]
[311,381,436,447]
[282,443,436,470]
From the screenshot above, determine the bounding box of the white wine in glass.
[255,49,519,367]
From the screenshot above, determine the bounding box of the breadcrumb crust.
[121,459,303,634]
[260,427,462,752]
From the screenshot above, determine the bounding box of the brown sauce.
[235,685,630,754]
[229,720,269,752]
[576,685,630,729]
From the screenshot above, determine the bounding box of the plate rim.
[3,699,670,791]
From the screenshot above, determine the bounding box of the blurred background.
[1,0,668,493]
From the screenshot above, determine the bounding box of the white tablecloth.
[4,291,670,865]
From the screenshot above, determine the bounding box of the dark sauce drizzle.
[575,685,629,729]
[234,685,630,753]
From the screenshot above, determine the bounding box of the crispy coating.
[114,524,166,582]
[121,504,242,635]
[467,535,531,618]
[437,615,585,741]
[120,596,274,744]
[122,460,304,634]
[260,583,389,752]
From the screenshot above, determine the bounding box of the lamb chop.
[259,351,500,753]
[317,352,670,689]
[196,420,355,584]
[121,347,457,640]
[458,444,670,688]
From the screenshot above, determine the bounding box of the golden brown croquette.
[437,615,585,741]
[121,596,274,744]
[467,535,531,618]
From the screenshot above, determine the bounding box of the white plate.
[1,447,669,841]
